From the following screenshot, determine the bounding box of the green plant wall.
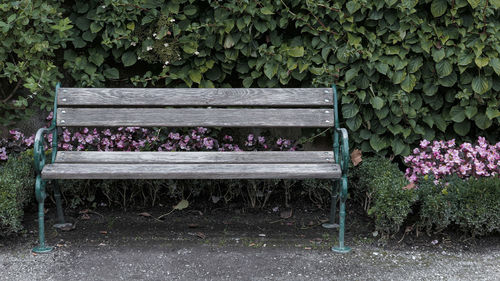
[3,0,500,155]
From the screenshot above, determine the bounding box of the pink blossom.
[0,147,7,160]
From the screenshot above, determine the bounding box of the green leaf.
[391,138,406,155]
[346,115,362,131]
[75,17,90,31]
[260,7,274,15]
[453,120,470,136]
[189,69,202,83]
[346,1,361,14]
[287,46,304,57]
[474,113,492,129]
[401,74,417,92]
[432,48,445,62]
[375,63,389,75]
[370,134,388,152]
[464,106,478,118]
[467,0,481,8]
[342,104,359,119]
[345,68,358,83]
[423,115,434,128]
[370,96,385,110]
[435,60,453,77]
[489,58,500,75]
[449,106,465,122]
[431,0,447,17]
[474,57,489,68]
[486,107,500,119]
[103,68,119,79]
[89,53,104,66]
[471,76,490,94]
[433,114,447,132]
[184,5,197,15]
[491,0,500,8]
[121,51,137,67]
[264,61,278,79]
[242,77,253,87]
[90,22,102,33]
[181,42,198,54]
[223,34,235,49]
[173,199,189,210]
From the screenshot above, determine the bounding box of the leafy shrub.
[351,157,417,235]
[418,175,500,236]
[405,137,500,183]
[0,1,71,126]
[0,150,34,235]
[59,0,499,156]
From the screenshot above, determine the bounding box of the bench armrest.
[34,126,57,175]
[336,127,349,175]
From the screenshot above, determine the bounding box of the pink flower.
[24,136,34,147]
[420,139,430,148]
[0,147,7,161]
[9,130,23,141]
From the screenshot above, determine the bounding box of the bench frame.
[33,83,350,253]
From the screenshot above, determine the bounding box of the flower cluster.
[0,113,298,161]
[404,137,500,185]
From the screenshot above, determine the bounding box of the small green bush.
[0,150,34,235]
[418,175,500,236]
[351,157,417,235]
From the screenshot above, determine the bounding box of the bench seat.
[41,151,340,179]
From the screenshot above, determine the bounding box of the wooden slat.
[56,108,334,127]
[58,88,334,107]
[41,163,341,179]
[55,151,335,164]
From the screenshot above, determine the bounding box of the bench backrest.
[56,88,334,128]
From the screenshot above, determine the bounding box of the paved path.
[1,241,499,280]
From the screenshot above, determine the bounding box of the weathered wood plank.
[42,163,341,179]
[56,108,334,127]
[57,88,334,107]
[55,151,335,164]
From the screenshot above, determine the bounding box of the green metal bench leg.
[322,180,339,229]
[52,180,65,224]
[332,175,351,253]
[33,176,53,253]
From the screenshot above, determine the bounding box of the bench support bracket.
[326,84,351,253]
[33,176,53,253]
[32,83,60,253]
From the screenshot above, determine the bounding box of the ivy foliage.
[0,1,71,126]
[2,0,500,155]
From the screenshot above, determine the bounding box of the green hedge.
[0,1,71,125]
[0,150,34,236]
[418,175,500,236]
[2,0,500,154]
[352,157,500,236]
[351,157,418,234]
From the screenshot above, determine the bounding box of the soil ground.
[1,205,499,281]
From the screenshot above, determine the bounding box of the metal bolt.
[326,158,331,161]
[62,89,67,92]
[325,110,330,113]
[61,110,66,114]
[324,99,330,102]
[324,90,329,93]
[325,120,331,123]
[62,98,67,102]
[61,120,65,124]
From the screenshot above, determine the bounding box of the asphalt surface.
[1,238,499,280]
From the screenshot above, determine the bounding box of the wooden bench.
[33,83,351,253]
